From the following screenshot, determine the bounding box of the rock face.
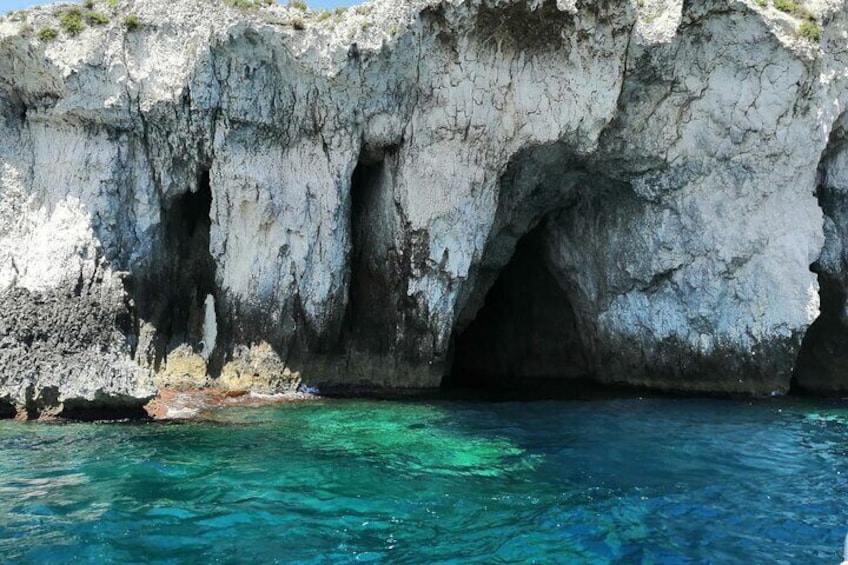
[1,0,847,414]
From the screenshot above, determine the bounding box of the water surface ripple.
[1,398,846,563]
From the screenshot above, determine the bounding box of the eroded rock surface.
[1,0,848,414]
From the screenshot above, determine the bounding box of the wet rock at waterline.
[1,0,847,415]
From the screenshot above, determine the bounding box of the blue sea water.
[0,398,847,564]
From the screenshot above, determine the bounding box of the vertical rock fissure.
[335,148,442,388]
[136,168,219,373]
[342,154,399,356]
[165,170,216,350]
[445,221,591,394]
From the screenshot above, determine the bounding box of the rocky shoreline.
[3,0,848,417]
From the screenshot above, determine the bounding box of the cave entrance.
[160,169,217,354]
[345,157,394,353]
[340,146,411,366]
[445,222,591,395]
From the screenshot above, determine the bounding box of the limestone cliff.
[0,0,846,416]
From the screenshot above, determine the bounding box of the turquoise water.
[1,398,847,564]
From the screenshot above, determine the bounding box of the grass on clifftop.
[770,0,816,21]
[36,26,57,41]
[758,0,822,43]
[85,11,110,25]
[229,0,275,9]
[27,1,144,40]
[59,7,83,36]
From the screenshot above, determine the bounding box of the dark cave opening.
[445,223,591,395]
[0,398,15,419]
[792,257,847,394]
[342,153,401,356]
[165,170,216,347]
[792,115,848,395]
[137,169,218,368]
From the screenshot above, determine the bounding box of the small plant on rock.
[106,0,120,8]
[59,7,84,36]
[230,0,273,9]
[288,0,308,10]
[83,0,95,8]
[773,0,797,12]
[798,20,821,41]
[123,14,140,30]
[86,11,109,25]
[37,26,58,41]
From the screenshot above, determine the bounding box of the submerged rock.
[1,0,847,414]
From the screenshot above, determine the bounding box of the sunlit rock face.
[1,0,847,414]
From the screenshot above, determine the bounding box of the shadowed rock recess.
[2,0,848,416]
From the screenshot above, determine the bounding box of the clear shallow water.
[1,398,847,564]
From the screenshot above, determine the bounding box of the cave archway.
[132,168,218,371]
[445,220,591,395]
[161,169,216,350]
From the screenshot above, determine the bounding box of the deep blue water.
[1,398,847,564]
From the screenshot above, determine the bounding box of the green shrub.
[83,0,95,8]
[288,0,308,10]
[37,26,58,41]
[798,20,821,41]
[755,0,767,6]
[106,0,120,8]
[59,7,84,36]
[333,7,346,16]
[86,11,109,25]
[772,0,795,12]
[230,0,273,9]
[316,9,332,21]
[123,14,139,30]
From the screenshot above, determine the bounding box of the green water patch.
[204,400,538,477]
